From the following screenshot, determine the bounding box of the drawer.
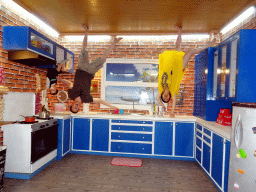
[112,125,152,132]
[204,128,211,136]
[203,135,211,144]
[196,131,202,138]
[111,132,152,142]
[196,137,202,148]
[196,124,202,131]
[111,142,152,154]
[112,119,153,125]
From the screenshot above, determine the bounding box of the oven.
[1,118,59,175]
[31,120,58,163]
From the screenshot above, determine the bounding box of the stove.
[1,117,59,177]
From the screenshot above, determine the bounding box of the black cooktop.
[34,116,54,120]
[14,121,39,124]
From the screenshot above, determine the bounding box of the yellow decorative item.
[158,50,185,97]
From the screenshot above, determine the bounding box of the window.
[101,58,159,111]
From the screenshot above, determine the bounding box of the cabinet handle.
[142,137,145,139]
[119,121,120,123]
[143,128,145,130]
[143,122,145,124]
[118,135,120,138]
[118,146,120,149]
[118,127,120,129]
[142,148,144,150]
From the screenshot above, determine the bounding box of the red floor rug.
[110,157,143,167]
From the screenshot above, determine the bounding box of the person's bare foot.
[207,38,216,47]
[114,37,123,43]
[175,26,182,32]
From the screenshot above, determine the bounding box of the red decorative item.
[110,157,142,167]
[217,108,232,126]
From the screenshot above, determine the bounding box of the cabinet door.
[154,122,173,155]
[202,142,211,173]
[175,122,194,157]
[73,118,90,150]
[224,140,230,192]
[92,119,109,151]
[63,118,71,155]
[211,133,224,188]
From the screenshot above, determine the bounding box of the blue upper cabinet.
[3,26,74,72]
[216,29,256,102]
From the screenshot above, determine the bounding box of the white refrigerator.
[228,104,256,191]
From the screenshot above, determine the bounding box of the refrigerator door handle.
[234,114,243,148]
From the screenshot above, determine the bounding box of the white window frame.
[101,58,159,111]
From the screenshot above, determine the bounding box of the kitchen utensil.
[39,106,50,119]
[20,115,36,122]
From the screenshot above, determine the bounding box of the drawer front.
[203,135,211,144]
[111,132,152,142]
[204,128,211,136]
[196,131,202,138]
[196,137,202,148]
[111,142,152,154]
[112,119,153,125]
[112,125,152,132]
[196,124,203,131]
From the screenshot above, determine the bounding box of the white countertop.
[50,112,231,140]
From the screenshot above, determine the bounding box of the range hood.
[8,50,56,66]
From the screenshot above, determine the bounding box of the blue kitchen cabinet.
[57,117,71,160]
[216,29,256,103]
[92,119,109,151]
[211,133,224,188]
[3,26,74,71]
[194,47,232,121]
[224,140,230,192]
[154,121,173,155]
[72,118,90,151]
[174,122,194,157]
[202,142,211,174]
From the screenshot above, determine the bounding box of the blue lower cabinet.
[154,121,173,155]
[73,118,90,150]
[224,140,230,192]
[196,147,202,164]
[211,133,224,188]
[175,122,194,157]
[111,142,152,154]
[92,119,109,151]
[63,118,71,155]
[202,142,211,173]
[57,118,71,160]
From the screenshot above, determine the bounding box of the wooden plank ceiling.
[14,0,256,35]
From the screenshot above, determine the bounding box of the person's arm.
[156,92,167,111]
[82,25,89,51]
[170,93,177,118]
[58,77,73,88]
[92,98,118,110]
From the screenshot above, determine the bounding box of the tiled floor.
[3,154,218,192]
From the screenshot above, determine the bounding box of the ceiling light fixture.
[221,6,255,34]
[1,0,59,37]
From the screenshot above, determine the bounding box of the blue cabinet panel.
[111,142,152,154]
[73,118,90,150]
[224,140,230,192]
[203,135,211,144]
[196,137,202,148]
[92,119,109,151]
[154,122,173,155]
[196,147,202,164]
[175,122,194,157]
[211,133,224,188]
[112,125,152,132]
[202,143,211,173]
[63,118,71,155]
[203,128,211,136]
[111,132,152,142]
[196,124,203,131]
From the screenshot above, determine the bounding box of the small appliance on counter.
[54,90,68,113]
[216,108,232,126]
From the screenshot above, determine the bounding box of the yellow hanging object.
[158,50,185,97]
